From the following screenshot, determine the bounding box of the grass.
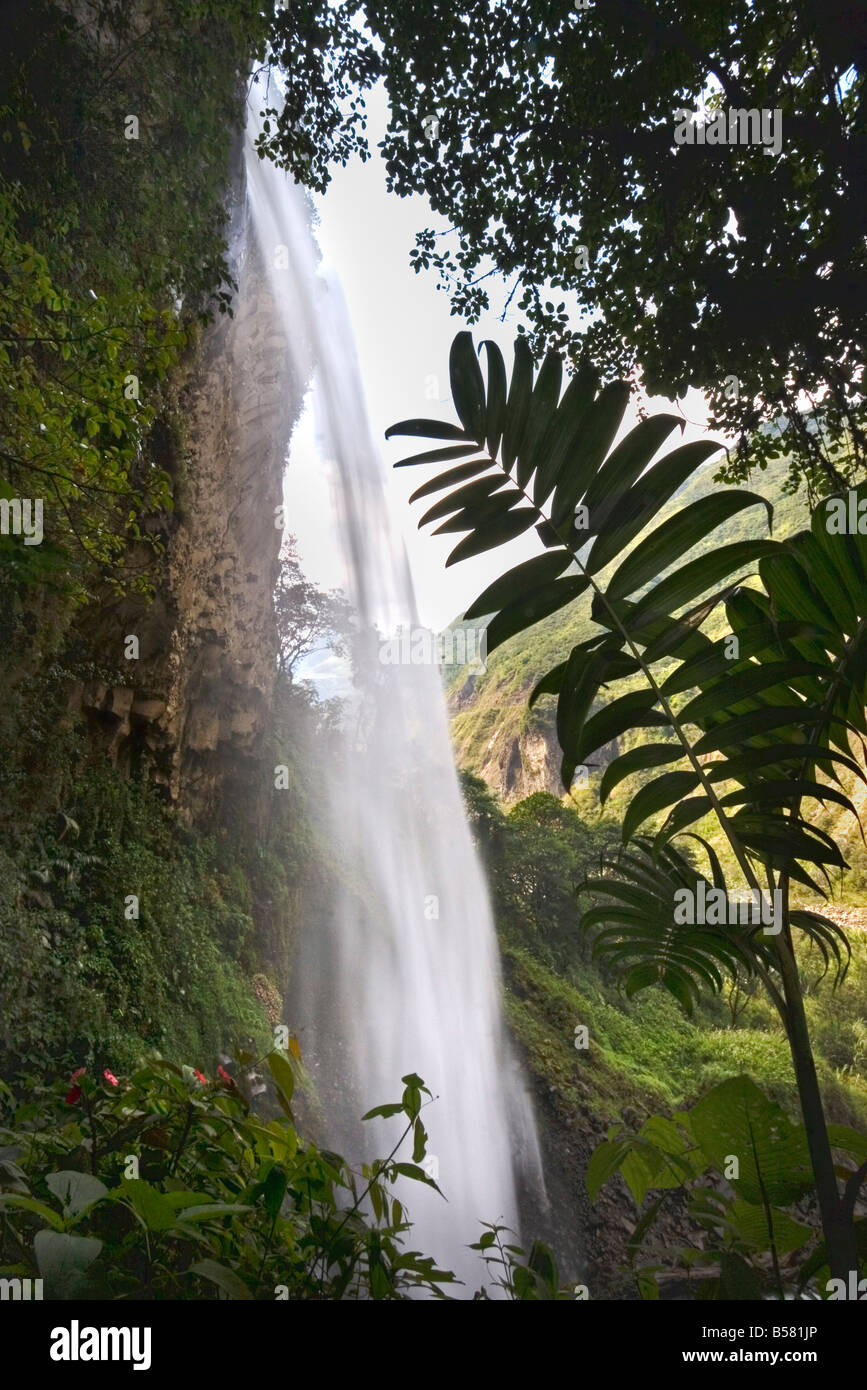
[504,930,867,1131]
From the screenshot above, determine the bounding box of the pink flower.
[216,1065,236,1089]
[193,1069,208,1085]
[65,1066,86,1105]
[103,1069,118,1087]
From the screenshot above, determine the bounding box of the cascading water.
[244,102,544,1292]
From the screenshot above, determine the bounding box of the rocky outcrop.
[467,703,618,804]
[478,724,563,802]
[70,125,308,828]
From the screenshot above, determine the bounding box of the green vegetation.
[393,330,867,1282]
[0,0,272,609]
[588,1075,867,1300]
[0,763,272,1077]
[448,453,811,792]
[464,780,867,1132]
[0,0,303,1083]
[2,0,866,1304]
[0,1057,568,1299]
[267,0,867,495]
[0,643,350,1084]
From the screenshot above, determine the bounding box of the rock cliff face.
[477,720,563,802]
[72,129,308,828]
[453,699,618,805]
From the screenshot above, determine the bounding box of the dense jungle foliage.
[1,0,865,1303]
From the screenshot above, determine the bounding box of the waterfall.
[244,105,544,1294]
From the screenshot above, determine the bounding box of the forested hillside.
[1,0,866,1330]
[448,456,807,798]
[450,452,867,1281]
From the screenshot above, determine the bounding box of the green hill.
[447,454,810,801]
[446,455,867,1291]
[445,450,867,903]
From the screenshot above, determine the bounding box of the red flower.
[216,1064,236,1088]
[103,1069,118,1087]
[65,1066,86,1105]
[193,1069,208,1085]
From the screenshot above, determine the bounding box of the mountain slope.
[447,455,810,802]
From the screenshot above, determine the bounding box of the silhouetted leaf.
[449,330,486,443]
[464,550,572,619]
[582,415,682,524]
[386,419,474,443]
[529,660,568,708]
[678,660,824,726]
[599,743,684,804]
[503,336,534,478]
[606,492,773,602]
[621,772,701,842]
[485,575,588,655]
[432,487,523,534]
[521,349,562,494]
[531,361,599,513]
[445,507,537,565]
[480,340,507,456]
[548,379,630,527]
[408,458,496,500]
[573,691,670,769]
[394,443,482,468]
[586,440,722,575]
[418,474,507,527]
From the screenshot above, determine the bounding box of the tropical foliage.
[267,0,867,495]
[388,330,867,1281]
[0,0,272,603]
[0,1055,566,1299]
[588,1075,867,1301]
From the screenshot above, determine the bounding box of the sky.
[284,83,714,633]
